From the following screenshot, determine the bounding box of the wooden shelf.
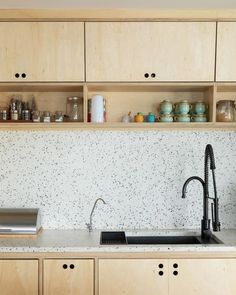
[0,122,236,131]
[0,82,235,131]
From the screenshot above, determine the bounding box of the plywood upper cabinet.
[0,260,38,295]
[99,259,168,295]
[86,22,216,82]
[169,259,236,295]
[0,22,84,82]
[216,22,236,81]
[43,259,94,295]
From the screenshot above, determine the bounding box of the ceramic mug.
[160,114,173,122]
[194,101,206,115]
[176,100,191,115]
[160,100,173,115]
[134,113,144,123]
[147,112,156,122]
[191,114,207,122]
[174,114,191,122]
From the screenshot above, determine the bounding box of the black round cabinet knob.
[62,264,68,269]
[173,263,178,269]
[21,73,26,78]
[159,263,164,269]
[70,264,75,269]
[144,73,149,78]
[151,73,156,78]
[15,73,20,78]
[173,271,178,276]
[159,271,164,276]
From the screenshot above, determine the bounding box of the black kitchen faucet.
[182,144,221,240]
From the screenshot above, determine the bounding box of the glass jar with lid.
[216,100,235,122]
[66,96,82,121]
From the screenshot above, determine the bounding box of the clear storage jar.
[216,100,235,122]
[66,97,82,122]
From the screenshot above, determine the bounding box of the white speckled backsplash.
[0,131,236,230]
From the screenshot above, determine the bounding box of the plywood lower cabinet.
[0,259,38,295]
[99,259,168,295]
[169,259,236,295]
[99,258,236,295]
[43,259,94,295]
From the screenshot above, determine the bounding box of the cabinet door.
[0,22,84,82]
[217,22,236,81]
[44,259,94,295]
[99,259,168,295]
[169,259,236,295]
[86,22,216,82]
[0,260,38,295]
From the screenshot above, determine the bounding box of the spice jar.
[54,111,64,122]
[66,96,82,121]
[216,100,235,122]
[43,111,51,123]
[0,110,8,121]
[32,111,41,123]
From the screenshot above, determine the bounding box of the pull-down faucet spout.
[182,144,221,240]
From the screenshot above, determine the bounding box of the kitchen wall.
[2,0,236,9]
[0,130,236,230]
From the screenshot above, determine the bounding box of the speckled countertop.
[0,229,236,253]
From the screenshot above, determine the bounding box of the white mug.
[91,95,104,123]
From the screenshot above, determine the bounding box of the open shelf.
[215,83,236,124]
[86,83,214,123]
[0,82,235,130]
[87,83,214,124]
[0,83,85,123]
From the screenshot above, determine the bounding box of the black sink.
[100,231,127,245]
[100,231,222,245]
[127,235,201,245]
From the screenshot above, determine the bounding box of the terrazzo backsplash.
[0,130,236,230]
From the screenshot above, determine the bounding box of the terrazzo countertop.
[0,229,236,253]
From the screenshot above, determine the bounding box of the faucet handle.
[211,202,221,232]
[86,223,92,232]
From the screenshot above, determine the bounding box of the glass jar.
[54,111,64,123]
[66,97,82,121]
[32,111,41,123]
[216,100,235,122]
[43,111,51,123]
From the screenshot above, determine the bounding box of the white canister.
[91,95,104,123]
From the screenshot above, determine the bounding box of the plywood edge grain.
[1,9,236,21]
[0,251,236,259]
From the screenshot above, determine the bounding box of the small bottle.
[87,98,92,122]
[10,99,18,120]
[10,110,18,120]
[0,110,8,121]
[31,96,37,113]
[22,101,31,121]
